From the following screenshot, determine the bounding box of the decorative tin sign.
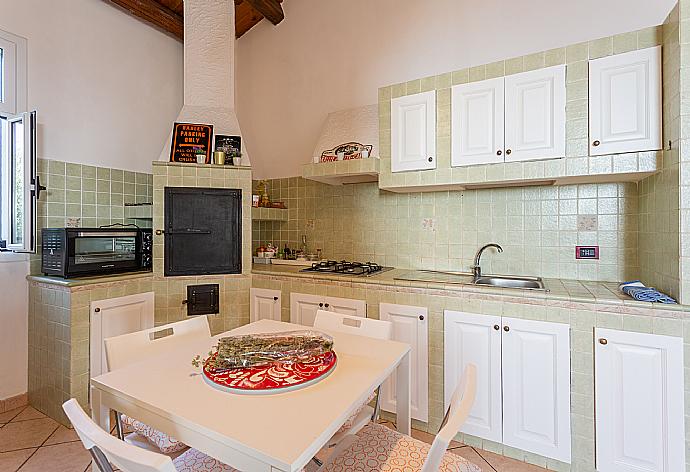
[169,122,214,163]
[320,142,373,162]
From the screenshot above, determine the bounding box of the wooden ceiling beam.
[243,0,284,25]
[104,0,183,39]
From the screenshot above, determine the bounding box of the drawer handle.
[419,315,425,321]
[593,140,601,147]
[493,324,500,330]
[273,296,278,301]
[599,338,607,345]
[94,307,101,313]
[503,325,510,332]
[427,157,433,162]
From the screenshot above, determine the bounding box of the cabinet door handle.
[419,315,425,321]
[593,140,601,147]
[94,307,101,313]
[273,296,278,301]
[599,338,607,345]
[428,157,433,162]
[496,150,502,156]
[324,303,330,308]
[319,303,323,307]
[505,149,512,155]
[493,324,500,330]
[503,325,510,332]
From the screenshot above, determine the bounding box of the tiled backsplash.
[30,158,153,274]
[253,178,639,282]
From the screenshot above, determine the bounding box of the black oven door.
[66,230,141,277]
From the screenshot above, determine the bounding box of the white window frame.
[0,28,36,254]
[0,28,27,114]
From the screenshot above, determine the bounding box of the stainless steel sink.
[473,275,545,290]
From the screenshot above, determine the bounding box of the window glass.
[10,118,23,245]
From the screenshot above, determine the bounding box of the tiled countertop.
[26,271,153,288]
[252,264,690,315]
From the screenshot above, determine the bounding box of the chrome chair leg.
[90,446,115,472]
[371,386,382,421]
[114,411,124,440]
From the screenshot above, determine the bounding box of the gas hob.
[300,260,393,277]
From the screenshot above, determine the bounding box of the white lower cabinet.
[289,292,366,327]
[501,317,571,463]
[379,303,429,422]
[595,329,685,472]
[250,288,281,322]
[444,311,503,442]
[444,311,571,463]
[90,292,154,379]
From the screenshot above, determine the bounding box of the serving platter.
[202,351,337,395]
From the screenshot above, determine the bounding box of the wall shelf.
[302,158,379,185]
[252,207,289,221]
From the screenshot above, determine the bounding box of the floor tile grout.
[15,422,60,472]
[472,447,500,472]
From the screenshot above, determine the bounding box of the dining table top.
[90,319,412,472]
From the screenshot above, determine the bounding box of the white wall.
[236,0,676,179]
[0,0,183,400]
[0,0,183,174]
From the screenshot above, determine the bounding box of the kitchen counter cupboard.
[251,266,690,471]
[379,27,664,192]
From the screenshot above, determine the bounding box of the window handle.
[32,175,47,200]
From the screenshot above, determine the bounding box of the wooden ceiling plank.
[104,0,183,39]
[243,0,284,25]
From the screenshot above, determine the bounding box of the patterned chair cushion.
[322,422,481,472]
[121,414,188,454]
[337,391,377,433]
[173,448,238,472]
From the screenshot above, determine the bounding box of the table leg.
[90,386,111,433]
[395,350,411,435]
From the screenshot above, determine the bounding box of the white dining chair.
[104,316,212,455]
[317,364,479,472]
[313,310,392,448]
[63,399,238,472]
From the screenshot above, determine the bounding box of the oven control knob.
[142,255,152,267]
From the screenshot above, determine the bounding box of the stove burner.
[303,260,390,276]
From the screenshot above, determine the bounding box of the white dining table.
[90,319,412,472]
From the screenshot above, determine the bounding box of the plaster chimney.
[159,0,250,165]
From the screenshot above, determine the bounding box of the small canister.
[213,151,226,165]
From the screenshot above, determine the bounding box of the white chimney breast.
[312,105,379,163]
[159,0,250,165]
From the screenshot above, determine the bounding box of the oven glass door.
[68,231,140,275]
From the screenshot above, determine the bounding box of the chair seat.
[320,422,481,472]
[173,448,239,471]
[122,414,188,454]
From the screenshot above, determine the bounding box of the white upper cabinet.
[595,329,685,472]
[451,77,505,167]
[504,65,566,162]
[501,317,571,464]
[589,46,662,156]
[391,91,437,172]
[451,65,565,166]
[444,310,503,442]
[250,288,281,322]
[379,303,429,422]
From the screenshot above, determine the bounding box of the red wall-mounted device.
[576,246,599,260]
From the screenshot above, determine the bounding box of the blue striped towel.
[619,281,677,304]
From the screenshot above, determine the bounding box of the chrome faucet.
[472,243,503,279]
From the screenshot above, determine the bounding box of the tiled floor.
[0,406,548,472]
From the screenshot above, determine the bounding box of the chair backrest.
[63,399,177,472]
[104,316,211,372]
[421,364,477,472]
[313,310,392,340]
